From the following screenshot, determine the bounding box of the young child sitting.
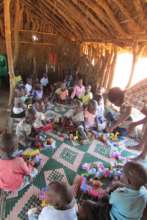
[78,100,97,141]
[95,95,107,131]
[40,73,49,89]
[55,82,69,103]
[65,100,84,125]
[25,77,33,96]
[81,85,93,106]
[33,100,47,130]
[109,161,147,220]
[0,132,33,192]
[16,110,36,149]
[28,181,77,220]
[43,96,54,112]
[32,84,44,101]
[71,79,85,100]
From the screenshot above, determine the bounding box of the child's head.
[14,99,23,108]
[86,85,91,93]
[108,87,124,107]
[87,100,97,114]
[43,96,49,105]
[78,79,83,87]
[78,200,99,220]
[122,161,147,189]
[61,82,66,91]
[25,109,35,124]
[35,100,45,112]
[43,73,48,78]
[26,78,32,85]
[0,131,16,158]
[35,84,42,91]
[74,100,83,111]
[47,181,74,209]
[96,94,102,105]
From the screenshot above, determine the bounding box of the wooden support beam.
[113,0,142,33]
[24,0,78,40]
[14,0,22,68]
[12,29,57,36]
[71,0,108,38]
[4,0,15,106]
[44,0,82,39]
[97,0,129,37]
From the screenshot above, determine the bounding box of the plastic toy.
[39,187,49,207]
[109,132,119,141]
[80,176,106,198]
[98,134,107,144]
[81,162,122,180]
[23,149,40,158]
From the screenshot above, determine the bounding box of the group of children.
[0,73,147,219]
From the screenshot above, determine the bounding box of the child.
[78,200,104,220]
[64,100,84,125]
[0,132,33,192]
[32,84,44,101]
[109,161,147,220]
[71,79,85,100]
[16,110,36,149]
[81,85,93,106]
[78,100,97,141]
[40,73,49,88]
[43,96,54,112]
[95,95,107,131]
[55,82,69,103]
[11,99,25,118]
[28,181,77,220]
[33,100,47,129]
[25,78,33,96]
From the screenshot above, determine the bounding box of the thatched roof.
[1,0,147,46]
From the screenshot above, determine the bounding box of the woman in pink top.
[0,132,32,192]
[71,79,85,99]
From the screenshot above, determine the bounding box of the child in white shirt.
[28,181,77,220]
[25,78,33,96]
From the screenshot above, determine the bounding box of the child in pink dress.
[0,132,33,192]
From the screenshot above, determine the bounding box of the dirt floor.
[0,89,9,129]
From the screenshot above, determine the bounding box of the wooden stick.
[12,29,57,36]
[17,41,55,46]
[4,0,15,107]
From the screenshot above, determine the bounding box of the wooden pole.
[126,42,143,89]
[14,0,22,68]
[4,0,15,106]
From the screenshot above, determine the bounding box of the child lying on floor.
[75,161,147,220]
[0,132,34,192]
[28,181,77,220]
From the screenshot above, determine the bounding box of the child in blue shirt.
[109,161,147,220]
